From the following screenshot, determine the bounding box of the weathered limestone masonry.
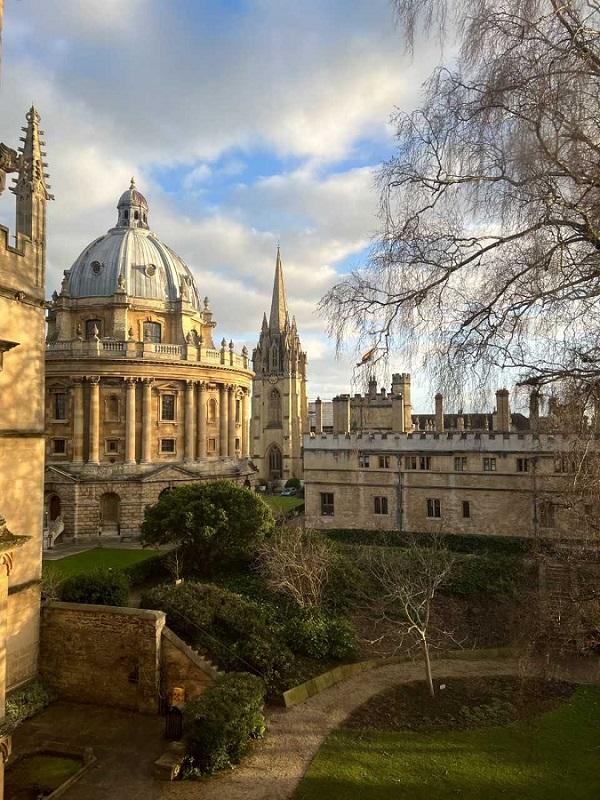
[0,61,51,790]
[44,182,254,541]
[251,248,308,483]
[305,378,582,539]
[40,603,216,714]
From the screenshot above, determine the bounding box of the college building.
[304,377,584,538]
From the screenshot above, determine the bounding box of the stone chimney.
[315,397,323,434]
[529,390,540,432]
[495,389,511,432]
[391,393,405,433]
[333,395,351,434]
[435,393,444,432]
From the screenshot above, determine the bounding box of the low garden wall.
[40,602,217,714]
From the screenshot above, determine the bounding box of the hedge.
[183,672,266,774]
[324,529,537,555]
[122,550,172,586]
[59,568,129,606]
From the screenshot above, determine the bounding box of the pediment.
[140,464,197,483]
[45,465,79,482]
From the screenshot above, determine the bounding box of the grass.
[6,753,82,797]
[262,495,304,515]
[294,686,600,800]
[43,547,159,579]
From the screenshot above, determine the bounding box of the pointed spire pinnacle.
[262,311,268,331]
[14,106,52,201]
[269,245,289,332]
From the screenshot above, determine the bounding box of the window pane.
[54,393,66,420]
[143,322,161,343]
[162,394,175,420]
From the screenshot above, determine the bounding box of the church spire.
[269,245,288,332]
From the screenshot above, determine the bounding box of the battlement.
[304,429,580,453]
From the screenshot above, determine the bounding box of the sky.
[0,0,445,404]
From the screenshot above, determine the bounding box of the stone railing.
[46,339,250,370]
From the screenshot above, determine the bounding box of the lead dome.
[65,178,201,310]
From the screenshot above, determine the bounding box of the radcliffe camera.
[0,2,598,799]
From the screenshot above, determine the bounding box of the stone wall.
[161,627,217,704]
[39,602,216,714]
[40,603,165,714]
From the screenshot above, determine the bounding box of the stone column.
[197,382,207,459]
[71,379,84,463]
[219,383,228,457]
[228,387,236,456]
[141,378,153,464]
[88,376,100,464]
[125,378,137,464]
[184,380,195,462]
[242,390,250,456]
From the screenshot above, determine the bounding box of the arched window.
[106,395,119,422]
[85,319,102,339]
[143,321,161,343]
[207,398,217,423]
[268,445,283,480]
[269,388,282,426]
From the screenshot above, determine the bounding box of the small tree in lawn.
[363,536,455,697]
[141,480,274,576]
[258,526,334,609]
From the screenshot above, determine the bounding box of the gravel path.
[164,656,519,800]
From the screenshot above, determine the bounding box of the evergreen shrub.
[183,672,266,774]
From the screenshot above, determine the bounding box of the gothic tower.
[252,248,308,483]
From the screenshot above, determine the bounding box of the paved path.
[164,656,519,800]
[11,701,166,800]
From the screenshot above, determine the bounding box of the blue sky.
[0,0,445,403]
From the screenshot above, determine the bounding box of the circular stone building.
[44,180,254,543]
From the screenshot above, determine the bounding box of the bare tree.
[322,1,600,398]
[258,526,335,609]
[362,537,456,697]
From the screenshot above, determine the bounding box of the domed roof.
[65,181,201,310]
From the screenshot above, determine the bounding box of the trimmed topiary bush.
[183,672,266,774]
[59,568,129,606]
[284,477,302,489]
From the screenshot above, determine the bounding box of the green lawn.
[262,495,304,515]
[295,686,600,800]
[43,547,160,579]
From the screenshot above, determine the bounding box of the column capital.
[197,380,208,390]
[124,376,138,385]
[142,377,154,385]
[86,375,101,384]
[186,379,195,389]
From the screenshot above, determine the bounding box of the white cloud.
[0,0,446,399]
